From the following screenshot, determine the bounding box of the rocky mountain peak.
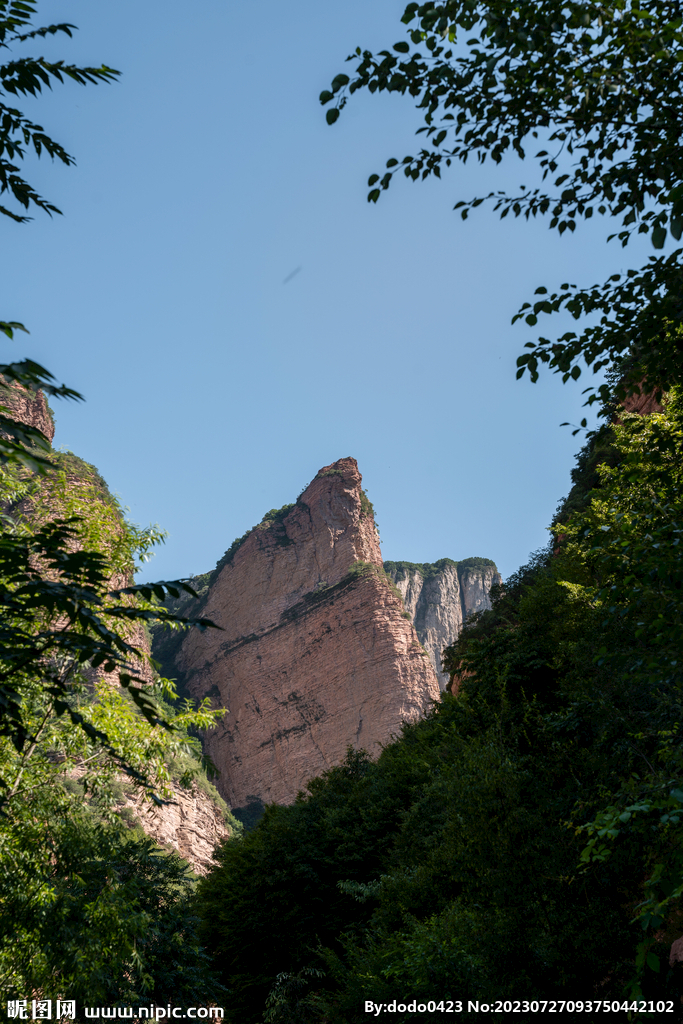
[172,458,440,812]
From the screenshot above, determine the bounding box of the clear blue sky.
[3,0,659,581]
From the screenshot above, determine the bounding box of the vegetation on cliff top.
[210,501,298,580]
[384,556,497,583]
[210,475,379,585]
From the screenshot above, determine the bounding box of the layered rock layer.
[116,781,231,875]
[385,560,502,689]
[0,381,55,443]
[173,458,440,809]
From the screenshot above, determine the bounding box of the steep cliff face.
[172,458,440,810]
[1,382,55,443]
[385,559,501,689]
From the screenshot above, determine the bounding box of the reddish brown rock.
[621,386,663,416]
[119,782,232,875]
[68,762,233,874]
[176,458,440,809]
[0,381,55,443]
[671,936,683,967]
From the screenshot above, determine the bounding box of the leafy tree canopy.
[0,0,118,466]
[0,649,228,1008]
[322,0,683,409]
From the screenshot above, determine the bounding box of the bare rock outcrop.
[173,458,440,809]
[68,763,233,874]
[117,782,232,875]
[385,559,501,689]
[0,381,55,443]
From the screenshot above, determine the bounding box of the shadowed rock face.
[174,458,440,808]
[621,387,663,416]
[386,561,502,689]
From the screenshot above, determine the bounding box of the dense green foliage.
[197,396,683,1021]
[0,441,216,759]
[457,556,497,572]
[0,689,227,1008]
[322,0,683,410]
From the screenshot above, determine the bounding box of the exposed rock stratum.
[115,780,231,875]
[0,381,55,443]
[385,560,502,689]
[171,458,442,810]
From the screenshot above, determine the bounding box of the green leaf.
[652,223,667,249]
[393,41,410,53]
[326,108,340,126]
[331,73,350,93]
